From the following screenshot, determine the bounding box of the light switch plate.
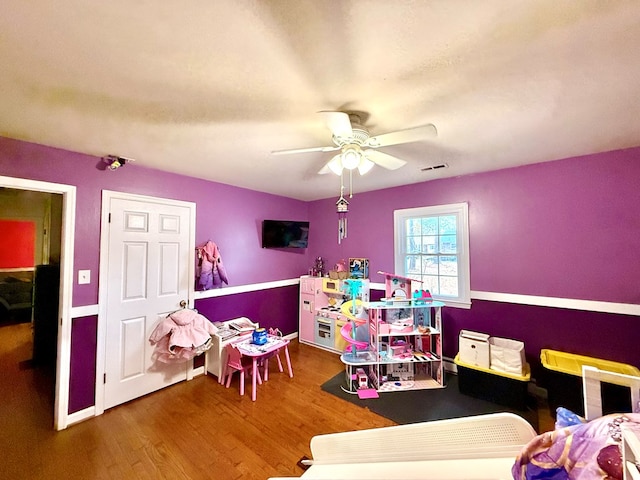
[78,269,91,285]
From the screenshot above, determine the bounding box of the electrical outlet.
[78,270,91,285]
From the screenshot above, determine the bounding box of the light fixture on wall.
[102,155,136,171]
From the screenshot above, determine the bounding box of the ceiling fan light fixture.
[341,145,361,170]
[357,157,375,175]
[327,155,344,175]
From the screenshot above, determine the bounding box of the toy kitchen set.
[299,258,370,353]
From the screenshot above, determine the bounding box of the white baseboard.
[65,406,96,428]
[443,356,457,373]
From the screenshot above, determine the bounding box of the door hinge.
[103,373,106,384]
[108,213,111,223]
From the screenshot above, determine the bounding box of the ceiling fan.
[271,111,437,176]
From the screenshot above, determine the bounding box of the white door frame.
[0,175,76,431]
[94,190,196,416]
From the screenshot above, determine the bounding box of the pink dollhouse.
[378,271,414,300]
[378,271,432,306]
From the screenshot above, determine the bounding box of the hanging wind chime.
[336,180,349,244]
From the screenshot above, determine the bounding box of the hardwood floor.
[0,322,553,479]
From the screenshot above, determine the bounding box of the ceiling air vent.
[421,163,448,172]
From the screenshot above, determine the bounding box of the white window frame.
[394,202,471,309]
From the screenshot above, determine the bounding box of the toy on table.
[252,328,267,345]
[389,339,413,359]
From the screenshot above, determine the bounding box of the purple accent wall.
[443,302,640,381]
[69,316,97,413]
[194,285,299,335]
[0,136,311,306]
[309,148,640,304]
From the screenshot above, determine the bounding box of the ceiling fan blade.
[364,123,437,148]
[271,145,339,156]
[363,149,407,170]
[318,111,353,139]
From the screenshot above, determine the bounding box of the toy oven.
[314,317,333,348]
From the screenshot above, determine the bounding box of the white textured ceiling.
[1,1,639,201]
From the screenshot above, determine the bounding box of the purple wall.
[309,149,640,304]
[0,136,311,306]
[308,148,640,372]
[69,316,97,412]
[195,285,299,334]
[443,301,640,382]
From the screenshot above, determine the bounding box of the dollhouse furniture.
[340,272,446,393]
[233,334,293,401]
[339,320,368,355]
[222,343,262,397]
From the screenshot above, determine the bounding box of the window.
[394,203,470,308]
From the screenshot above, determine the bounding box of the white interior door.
[103,194,194,409]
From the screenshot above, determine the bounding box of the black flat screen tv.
[261,220,309,249]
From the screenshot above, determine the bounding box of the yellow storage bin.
[541,349,640,377]
[540,349,640,416]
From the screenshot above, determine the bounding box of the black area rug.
[321,371,539,431]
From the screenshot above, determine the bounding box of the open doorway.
[0,175,75,430]
[0,188,63,419]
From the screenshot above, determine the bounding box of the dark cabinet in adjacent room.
[32,264,60,366]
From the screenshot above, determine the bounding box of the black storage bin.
[454,354,531,410]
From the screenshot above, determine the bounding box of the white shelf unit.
[205,318,258,381]
[340,300,446,394]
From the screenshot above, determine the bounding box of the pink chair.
[259,328,285,381]
[222,343,262,396]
